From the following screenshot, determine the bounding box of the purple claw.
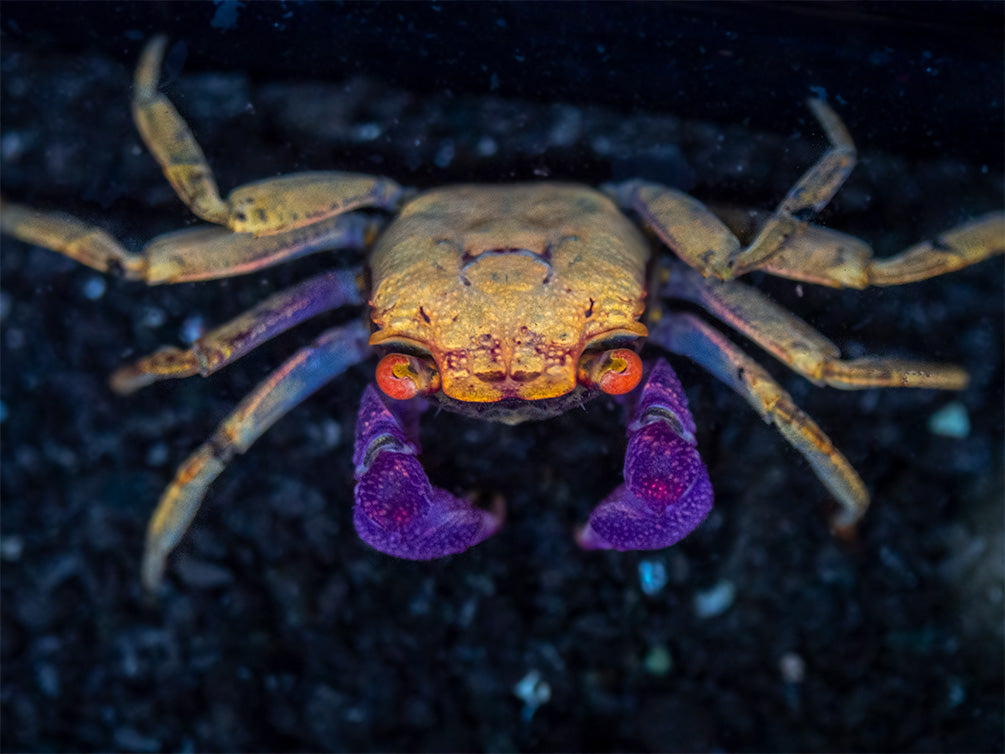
[352,385,503,559]
[578,359,713,551]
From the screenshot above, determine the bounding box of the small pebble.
[81,275,106,300]
[174,556,233,589]
[643,645,673,676]
[140,306,166,328]
[1,535,23,561]
[945,676,966,709]
[113,727,162,753]
[779,652,806,683]
[693,580,736,618]
[179,315,205,344]
[513,669,551,721]
[638,559,668,596]
[145,442,170,467]
[928,401,970,438]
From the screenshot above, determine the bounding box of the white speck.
[638,560,668,596]
[82,275,106,300]
[928,401,970,439]
[693,579,736,618]
[513,669,551,721]
[779,652,806,683]
[180,315,205,344]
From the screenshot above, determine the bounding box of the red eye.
[579,348,643,395]
[376,353,440,400]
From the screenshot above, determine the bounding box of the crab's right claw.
[352,386,503,559]
[578,359,713,550]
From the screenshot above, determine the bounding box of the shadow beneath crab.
[1,7,1003,753]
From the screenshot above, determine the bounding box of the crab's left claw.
[578,359,713,551]
[352,386,503,559]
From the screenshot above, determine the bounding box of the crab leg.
[577,359,714,551]
[711,206,1005,289]
[651,313,869,530]
[142,320,370,592]
[662,262,969,390]
[111,269,363,393]
[0,200,374,283]
[352,386,504,559]
[133,37,403,236]
[609,99,855,281]
[725,99,856,277]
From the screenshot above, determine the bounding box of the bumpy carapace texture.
[368,185,650,404]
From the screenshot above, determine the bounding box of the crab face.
[367,184,649,420]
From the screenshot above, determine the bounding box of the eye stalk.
[376,353,441,400]
[578,348,643,395]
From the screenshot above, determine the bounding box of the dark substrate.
[1,4,1002,752]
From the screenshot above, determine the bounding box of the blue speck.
[928,401,970,438]
[693,580,736,618]
[638,560,668,596]
[82,275,106,300]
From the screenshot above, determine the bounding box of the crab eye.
[376,353,441,400]
[578,348,643,395]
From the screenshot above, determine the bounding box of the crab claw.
[352,385,503,559]
[578,359,713,551]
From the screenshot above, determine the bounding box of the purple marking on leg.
[352,385,503,559]
[578,358,713,551]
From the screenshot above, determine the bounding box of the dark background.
[2,2,1002,751]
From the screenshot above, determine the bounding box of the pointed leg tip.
[141,552,166,596]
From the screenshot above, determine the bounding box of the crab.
[2,38,1002,593]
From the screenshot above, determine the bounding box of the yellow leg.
[131,36,229,225]
[712,206,1005,289]
[142,320,371,593]
[611,99,857,281]
[727,99,857,277]
[651,313,870,530]
[663,261,969,390]
[132,37,402,236]
[0,200,374,283]
[0,199,145,279]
